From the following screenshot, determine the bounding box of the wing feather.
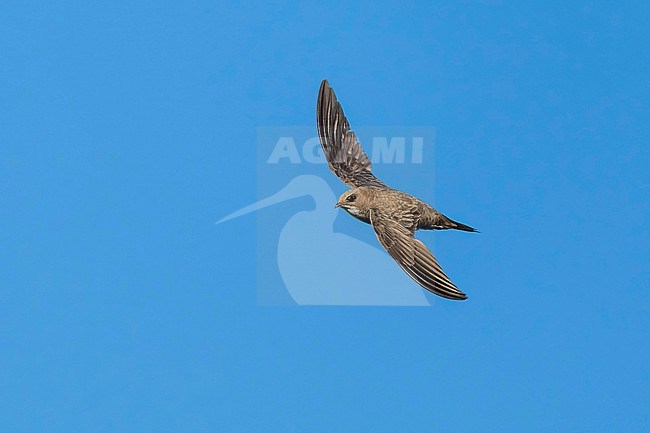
[317,80,386,188]
[369,209,468,300]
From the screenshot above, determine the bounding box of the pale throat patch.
[345,206,366,218]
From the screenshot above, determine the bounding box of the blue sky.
[2,1,649,432]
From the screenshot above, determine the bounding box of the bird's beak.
[217,182,305,224]
[334,202,341,208]
[216,175,337,225]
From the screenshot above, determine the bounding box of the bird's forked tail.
[449,219,479,232]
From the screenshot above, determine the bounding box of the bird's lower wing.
[369,209,468,300]
[316,80,386,188]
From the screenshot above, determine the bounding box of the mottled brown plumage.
[318,80,477,300]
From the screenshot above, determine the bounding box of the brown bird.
[317,80,477,300]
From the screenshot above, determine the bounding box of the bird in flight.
[317,80,477,300]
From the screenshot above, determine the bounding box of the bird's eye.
[346,194,356,202]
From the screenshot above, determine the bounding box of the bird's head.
[335,188,372,220]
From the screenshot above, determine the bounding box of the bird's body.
[317,80,477,300]
[336,186,477,233]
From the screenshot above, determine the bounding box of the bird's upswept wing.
[317,80,386,188]
[369,209,468,300]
